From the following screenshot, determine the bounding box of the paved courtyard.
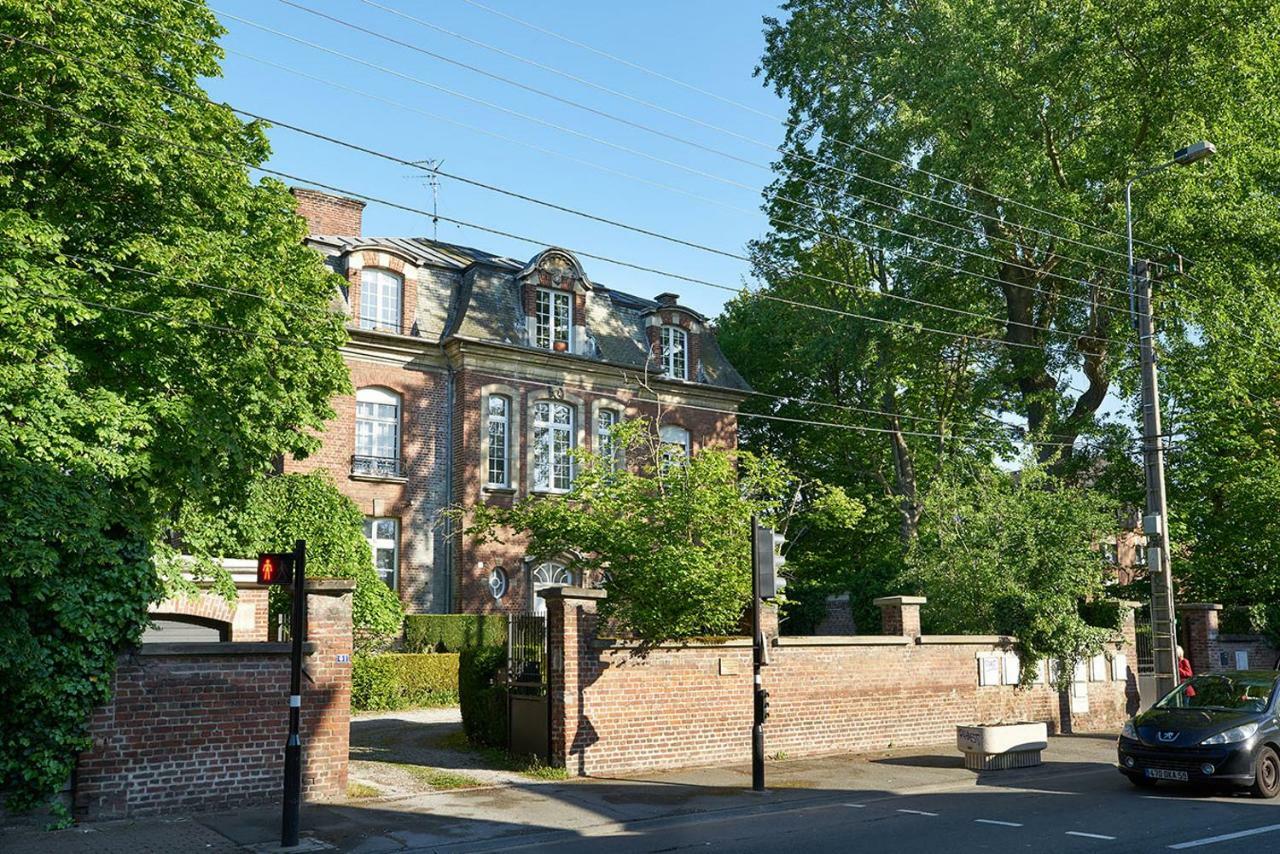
[5,718,1280,852]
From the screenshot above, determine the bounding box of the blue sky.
[204,0,789,320]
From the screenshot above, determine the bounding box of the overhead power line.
[456,0,1180,260]
[260,0,1139,305]
[358,0,1143,288]
[0,84,1119,354]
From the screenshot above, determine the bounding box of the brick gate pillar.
[874,595,927,638]
[1178,603,1222,675]
[301,579,355,800]
[542,587,606,772]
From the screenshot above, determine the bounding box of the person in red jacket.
[1177,645,1194,681]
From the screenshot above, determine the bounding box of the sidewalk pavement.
[0,735,1121,853]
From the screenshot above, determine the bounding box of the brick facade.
[289,191,750,616]
[545,588,1139,777]
[75,581,354,819]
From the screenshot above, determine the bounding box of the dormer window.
[661,326,687,380]
[536,289,572,352]
[359,268,402,333]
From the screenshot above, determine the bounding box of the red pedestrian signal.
[257,552,294,585]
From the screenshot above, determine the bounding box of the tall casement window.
[359,268,402,332]
[661,325,688,380]
[354,387,401,477]
[596,408,619,468]
[659,424,691,463]
[535,288,572,351]
[486,394,510,487]
[363,517,399,590]
[532,400,574,492]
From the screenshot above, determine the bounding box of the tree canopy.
[0,1,349,812]
[720,0,1280,625]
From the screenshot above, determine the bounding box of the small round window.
[488,567,508,600]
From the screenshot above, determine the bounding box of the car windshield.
[1155,674,1276,713]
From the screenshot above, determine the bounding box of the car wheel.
[1126,773,1158,789]
[1251,747,1280,799]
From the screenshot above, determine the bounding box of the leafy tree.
[179,472,404,648]
[0,1,349,811]
[467,419,862,641]
[903,461,1124,682]
[737,0,1280,629]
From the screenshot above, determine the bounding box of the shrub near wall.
[459,646,507,747]
[352,653,459,711]
[404,614,507,653]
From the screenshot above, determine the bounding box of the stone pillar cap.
[1177,602,1223,611]
[305,579,357,592]
[873,595,927,606]
[539,585,608,602]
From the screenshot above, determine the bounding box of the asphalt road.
[443,766,1280,854]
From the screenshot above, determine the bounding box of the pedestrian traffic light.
[257,552,294,586]
[753,521,787,599]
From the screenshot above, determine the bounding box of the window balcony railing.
[351,454,403,478]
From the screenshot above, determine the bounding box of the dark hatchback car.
[1117,671,1280,798]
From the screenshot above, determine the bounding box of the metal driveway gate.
[507,614,549,761]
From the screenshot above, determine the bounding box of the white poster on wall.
[979,654,1002,686]
[1112,654,1128,681]
[1002,653,1021,685]
[1236,650,1250,670]
[1090,654,1108,682]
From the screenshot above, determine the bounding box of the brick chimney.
[654,292,680,307]
[291,187,365,236]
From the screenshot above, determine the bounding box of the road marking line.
[842,803,866,808]
[897,809,939,817]
[1066,831,1118,840]
[975,819,1023,827]
[1168,823,1280,849]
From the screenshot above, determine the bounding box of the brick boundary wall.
[545,588,1140,777]
[1180,603,1280,675]
[74,580,354,819]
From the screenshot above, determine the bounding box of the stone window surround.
[525,390,586,495]
[479,382,522,494]
[343,248,420,336]
[644,311,703,380]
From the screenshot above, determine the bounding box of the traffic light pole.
[1135,263,1179,697]
[750,516,765,792]
[281,539,307,849]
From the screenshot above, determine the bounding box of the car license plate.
[1145,768,1189,781]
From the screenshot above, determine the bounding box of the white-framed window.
[530,561,577,615]
[486,394,510,487]
[354,387,401,476]
[488,567,508,600]
[659,424,691,460]
[359,268,402,332]
[596,408,619,467]
[661,325,688,380]
[532,400,574,492]
[535,288,571,351]
[363,517,399,590]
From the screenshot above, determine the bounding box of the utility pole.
[1134,261,1178,697]
[750,515,765,792]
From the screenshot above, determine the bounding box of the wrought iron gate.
[506,614,549,761]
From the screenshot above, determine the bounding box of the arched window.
[659,424,691,461]
[487,394,510,487]
[661,325,688,380]
[359,268,402,332]
[354,387,401,477]
[488,567,509,600]
[530,561,577,615]
[532,400,574,492]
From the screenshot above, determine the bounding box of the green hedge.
[459,645,507,748]
[352,653,459,711]
[404,614,508,653]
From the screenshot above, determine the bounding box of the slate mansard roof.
[309,234,751,393]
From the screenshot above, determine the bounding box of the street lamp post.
[1125,141,1214,697]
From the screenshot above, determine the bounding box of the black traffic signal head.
[753,521,787,599]
[257,552,294,586]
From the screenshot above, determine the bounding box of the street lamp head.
[1173,140,1216,166]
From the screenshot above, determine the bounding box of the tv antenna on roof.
[404,159,444,241]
